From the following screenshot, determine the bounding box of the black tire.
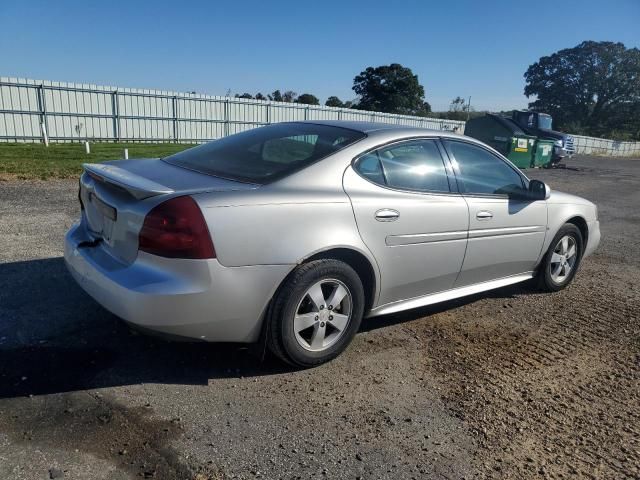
[267,259,365,368]
[538,223,583,292]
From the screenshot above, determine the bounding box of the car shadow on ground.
[0,256,534,399]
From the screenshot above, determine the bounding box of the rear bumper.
[584,220,601,259]
[64,222,292,342]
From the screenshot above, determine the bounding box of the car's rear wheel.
[267,259,365,367]
[538,223,583,292]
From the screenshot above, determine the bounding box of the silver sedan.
[65,121,600,366]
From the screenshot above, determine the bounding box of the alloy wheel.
[550,235,578,284]
[293,279,353,352]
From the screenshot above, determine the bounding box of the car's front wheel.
[267,259,365,367]
[538,223,583,292]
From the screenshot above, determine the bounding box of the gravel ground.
[0,155,638,480]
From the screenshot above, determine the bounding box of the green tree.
[269,90,283,102]
[255,93,267,101]
[442,96,471,121]
[524,41,640,139]
[325,96,344,108]
[297,93,320,105]
[282,90,297,103]
[352,63,431,116]
[449,96,466,112]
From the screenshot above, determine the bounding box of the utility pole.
[466,96,472,121]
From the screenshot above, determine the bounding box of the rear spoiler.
[83,163,174,200]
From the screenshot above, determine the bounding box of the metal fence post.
[36,84,49,145]
[172,96,179,143]
[305,106,309,120]
[266,103,271,125]
[112,91,120,142]
[224,98,230,137]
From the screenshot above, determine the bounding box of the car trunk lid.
[79,158,258,264]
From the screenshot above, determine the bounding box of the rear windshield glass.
[163,123,365,183]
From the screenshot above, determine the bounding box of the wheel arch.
[302,247,378,314]
[565,215,589,253]
[540,203,593,265]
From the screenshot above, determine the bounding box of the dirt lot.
[0,155,638,479]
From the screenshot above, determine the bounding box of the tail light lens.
[138,196,215,259]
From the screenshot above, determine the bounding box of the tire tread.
[266,259,364,367]
[538,223,584,292]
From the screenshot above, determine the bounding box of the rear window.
[163,123,365,183]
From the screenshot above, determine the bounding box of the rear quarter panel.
[193,189,379,271]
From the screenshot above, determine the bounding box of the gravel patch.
[0,155,638,479]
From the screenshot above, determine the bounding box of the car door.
[343,138,469,307]
[442,139,548,287]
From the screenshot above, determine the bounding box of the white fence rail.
[0,77,464,144]
[572,134,640,157]
[1,77,639,157]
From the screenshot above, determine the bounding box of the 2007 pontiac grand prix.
[65,121,600,367]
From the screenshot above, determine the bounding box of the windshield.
[538,114,553,130]
[164,123,365,183]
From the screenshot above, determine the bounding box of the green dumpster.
[532,139,554,168]
[464,114,536,168]
[505,135,537,168]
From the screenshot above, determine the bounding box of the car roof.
[291,120,464,139]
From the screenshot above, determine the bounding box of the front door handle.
[375,209,400,222]
[476,210,493,220]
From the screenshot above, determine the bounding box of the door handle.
[375,209,400,222]
[476,210,493,220]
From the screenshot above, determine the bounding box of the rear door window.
[355,139,451,193]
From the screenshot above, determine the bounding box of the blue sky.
[1,0,638,111]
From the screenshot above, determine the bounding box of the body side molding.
[368,272,534,317]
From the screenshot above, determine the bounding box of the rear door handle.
[375,209,400,222]
[476,210,493,220]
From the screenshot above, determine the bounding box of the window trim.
[352,137,458,195]
[441,139,530,198]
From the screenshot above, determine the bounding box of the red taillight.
[138,196,215,259]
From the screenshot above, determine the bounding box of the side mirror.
[528,179,550,200]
